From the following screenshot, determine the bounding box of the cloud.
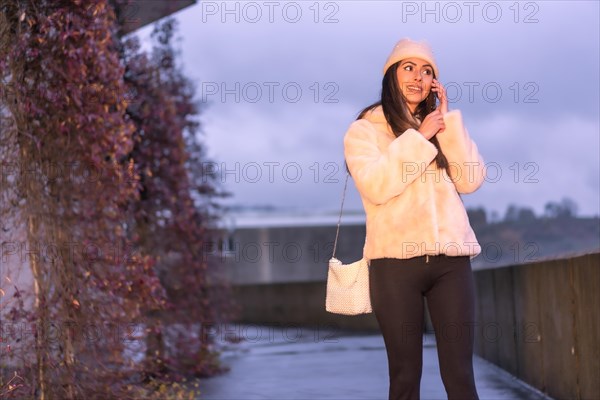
[200,104,600,217]
[136,1,599,217]
[464,111,600,216]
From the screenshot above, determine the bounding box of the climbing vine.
[0,1,237,397]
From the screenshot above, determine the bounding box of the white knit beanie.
[382,38,439,79]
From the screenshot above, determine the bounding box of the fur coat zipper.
[343,105,486,261]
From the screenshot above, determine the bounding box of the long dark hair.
[355,61,449,172]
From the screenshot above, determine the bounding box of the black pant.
[369,255,479,400]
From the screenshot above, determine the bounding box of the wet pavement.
[195,324,553,400]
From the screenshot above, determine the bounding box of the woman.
[343,38,485,400]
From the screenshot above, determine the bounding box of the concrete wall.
[210,223,367,285]
[472,252,598,400]
[231,281,379,333]
[0,223,36,368]
[230,252,599,400]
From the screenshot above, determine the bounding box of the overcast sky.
[138,1,600,218]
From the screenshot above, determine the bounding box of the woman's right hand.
[418,109,445,140]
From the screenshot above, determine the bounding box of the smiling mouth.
[406,85,422,92]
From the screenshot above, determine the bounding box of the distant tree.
[467,207,487,227]
[544,202,560,218]
[559,197,579,217]
[517,207,536,222]
[503,204,519,222]
[503,204,536,223]
[490,210,500,223]
[544,197,578,219]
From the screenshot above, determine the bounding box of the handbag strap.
[332,172,350,259]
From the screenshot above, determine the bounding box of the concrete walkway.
[195,324,553,400]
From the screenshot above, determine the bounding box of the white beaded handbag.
[325,172,372,315]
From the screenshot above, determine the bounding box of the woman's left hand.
[432,79,448,115]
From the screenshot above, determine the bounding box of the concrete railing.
[472,251,598,400]
[230,252,599,400]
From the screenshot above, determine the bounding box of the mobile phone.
[431,91,439,111]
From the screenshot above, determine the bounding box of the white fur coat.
[343,105,486,260]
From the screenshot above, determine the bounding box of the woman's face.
[396,57,434,112]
